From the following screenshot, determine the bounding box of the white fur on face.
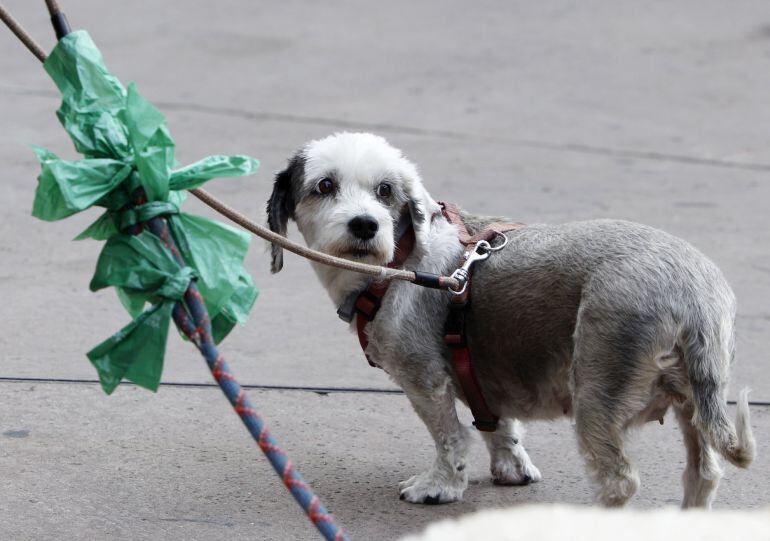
[287,132,442,304]
[294,132,419,266]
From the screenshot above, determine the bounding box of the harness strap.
[354,225,416,368]
[443,278,500,431]
[440,202,525,432]
[440,202,524,245]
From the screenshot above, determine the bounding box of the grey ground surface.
[1,1,769,539]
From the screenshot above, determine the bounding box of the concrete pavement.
[1,1,769,539]
[1,383,767,540]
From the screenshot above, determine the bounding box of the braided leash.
[146,211,348,541]
[0,4,348,539]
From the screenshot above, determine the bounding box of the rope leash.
[1,3,348,539]
[0,4,46,61]
[188,186,462,290]
[0,3,462,293]
[146,206,348,541]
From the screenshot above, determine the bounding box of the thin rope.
[0,4,460,291]
[1,8,354,537]
[189,187,455,286]
[142,206,348,541]
[0,5,47,61]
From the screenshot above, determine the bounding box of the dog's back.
[464,217,753,505]
[466,219,709,415]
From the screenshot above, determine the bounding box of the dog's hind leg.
[574,398,640,507]
[398,377,471,504]
[571,310,644,507]
[675,401,723,508]
[482,418,542,486]
[573,389,640,507]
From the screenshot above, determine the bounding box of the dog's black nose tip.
[348,215,379,240]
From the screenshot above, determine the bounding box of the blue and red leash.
[144,208,348,541]
[0,2,350,538]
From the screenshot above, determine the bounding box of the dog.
[266,132,755,508]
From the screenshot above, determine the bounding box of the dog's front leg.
[482,418,542,486]
[398,377,471,504]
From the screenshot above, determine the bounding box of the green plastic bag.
[33,30,260,394]
[87,233,197,394]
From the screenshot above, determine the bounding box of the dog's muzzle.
[348,214,379,241]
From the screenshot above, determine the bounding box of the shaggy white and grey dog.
[266,132,755,508]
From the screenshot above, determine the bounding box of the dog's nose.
[348,215,379,240]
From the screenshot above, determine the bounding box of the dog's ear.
[266,153,305,273]
[401,160,440,252]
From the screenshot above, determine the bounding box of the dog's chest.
[363,282,450,370]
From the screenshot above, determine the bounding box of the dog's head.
[267,132,439,273]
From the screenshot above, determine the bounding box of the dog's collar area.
[336,290,363,323]
[350,223,417,368]
[337,211,412,323]
[336,216,417,365]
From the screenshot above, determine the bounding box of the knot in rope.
[120,201,179,231]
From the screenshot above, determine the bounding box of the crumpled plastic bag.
[32,30,260,394]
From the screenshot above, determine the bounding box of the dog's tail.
[680,317,756,469]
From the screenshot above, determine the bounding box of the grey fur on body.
[266,132,755,509]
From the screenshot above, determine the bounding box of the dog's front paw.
[399,468,467,504]
[491,457,542,486]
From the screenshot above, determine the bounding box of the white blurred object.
[400,504,770,541]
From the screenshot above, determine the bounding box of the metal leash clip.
[449,240,492,295]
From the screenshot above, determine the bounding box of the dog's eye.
[316,178,334,195]
[376,183,392,198]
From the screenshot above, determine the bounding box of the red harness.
[353,203,525,432]
[353,224,416,368]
